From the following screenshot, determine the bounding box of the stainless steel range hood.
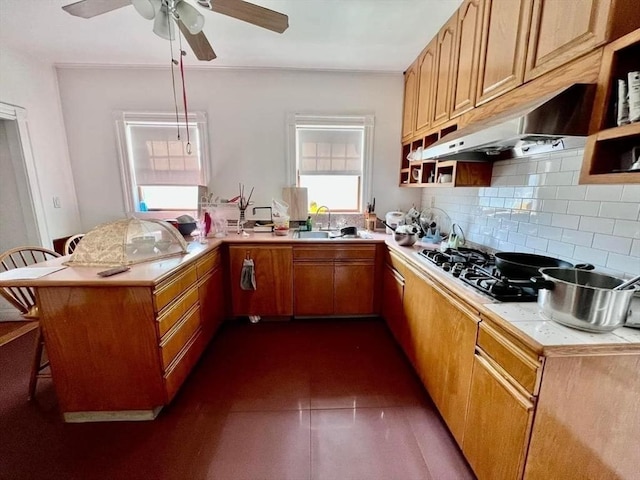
[421,83,596,161]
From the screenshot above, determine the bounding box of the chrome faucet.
[315,205,331,231]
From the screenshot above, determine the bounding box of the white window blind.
[297,127,363,176]
[127,123,204,186]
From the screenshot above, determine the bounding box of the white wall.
[0,46,81,245]
[421,150,640,278]
[56,66,421,230]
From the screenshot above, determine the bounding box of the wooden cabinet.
[580,28,640,184]
[293,245,376,316]
[229,245,293,316]
[476,0,533,105]
[381,263,406,347]
[402,60,419,140]
[463,351,535,480]
[414,271,478,445]
[525,0,640,82]
[196,248,225,342]
[415,40,437,133]
[409,158,492,188]
[432,14,458,127]
[450,0,484,118]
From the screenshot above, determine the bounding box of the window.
[287,114,374,213]
[115,112,209,213]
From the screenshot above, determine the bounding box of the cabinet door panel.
[402,266,432,372]
[525,0,609,81]
[198,267,224,342]
[417,282,477,445]
[451,0,484,117]
[432,15,457,126]
[229,246,293,316]
[476,0,533,105]
[402,63,418,139]
[463,353,534,480]
[381,264,406,346]
[415,41,437,132]
[294,263,334,315]
[334,263,375,315]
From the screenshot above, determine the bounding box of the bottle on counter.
[306,216,313,231]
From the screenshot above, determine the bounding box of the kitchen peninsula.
[1,232,638,479]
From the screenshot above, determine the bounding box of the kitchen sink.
[295,230,332,239]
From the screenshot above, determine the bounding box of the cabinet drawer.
[159,305,200,369]
[386,249,408,277]
[477,321,541,395]
[294,245,376,261]
[154,265,197,312]
[156,285,199,337]
[163,327,206,402]
[196,249,221,278]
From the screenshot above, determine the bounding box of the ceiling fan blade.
[62,0,132,18]
[177,21,217,61]
[199,0,289,34]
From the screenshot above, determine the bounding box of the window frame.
[286,113,374,214]
[114,111,210,215]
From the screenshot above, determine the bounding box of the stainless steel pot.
[533,268,637,332]
[394,231,417,246]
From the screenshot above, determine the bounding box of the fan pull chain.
[168,12,181,140]
[178,30,192,154]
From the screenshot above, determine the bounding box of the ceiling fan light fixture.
[175,1,205,35]
[152,6,175,40]
[132,0,156,20]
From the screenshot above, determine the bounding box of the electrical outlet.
[53,196,61,208]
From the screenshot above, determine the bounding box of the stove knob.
[452,263,464,277]
[442,262,452,272]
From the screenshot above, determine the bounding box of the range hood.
[421,83,596,161]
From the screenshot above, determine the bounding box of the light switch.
[53,196,61,208]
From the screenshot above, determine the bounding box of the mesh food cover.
[64,218,188,267]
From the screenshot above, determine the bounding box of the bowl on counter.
[177,222,197,236]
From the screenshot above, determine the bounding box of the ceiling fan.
[61,0,290,61]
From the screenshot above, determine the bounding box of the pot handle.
[575,263,594,270]
[382,220,396,232]
[530,276,555,290]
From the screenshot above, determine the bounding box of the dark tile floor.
[0,318,475,480]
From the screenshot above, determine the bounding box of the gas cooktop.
[417,247,538,302]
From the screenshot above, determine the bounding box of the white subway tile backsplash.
[599,202,640,220]
[585,185,623,201]
[547,240,575,259]
[578,216,615,234]
[621,185,640,202]
[420,152,638,276]
[567,200,600,216]
[538,225,564,242]
[562,229,593,247]
[560,156,583,172]
[534,186,557,199]
[545,171,574,186]
[556,185,586,200]
[542,199,568,214]
[607,253,640,274]
[551,214,580,230]
[573,246,608,267]
[526,236,548,250]
[529,211,552,225]
[592,234,632,255]
[537,159,561,173]
[613,220,640,239]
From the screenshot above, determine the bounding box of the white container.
[385,211,405,234]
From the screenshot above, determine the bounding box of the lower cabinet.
[293,245,376,316]
[381,263,406,347]
[229,245,293,316]
[462,350,535,480]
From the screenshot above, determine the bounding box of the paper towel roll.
[282,187,308,221]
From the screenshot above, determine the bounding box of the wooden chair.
[0,246,61,399]
[63,233,84,255]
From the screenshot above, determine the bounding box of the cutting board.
[281,187,308,221]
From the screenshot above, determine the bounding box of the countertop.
[2,228,638,353]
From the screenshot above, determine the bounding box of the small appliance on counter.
[385,211,405,234]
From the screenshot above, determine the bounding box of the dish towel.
[240,258,257,290]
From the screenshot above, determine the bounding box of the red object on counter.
[204,212,212,236]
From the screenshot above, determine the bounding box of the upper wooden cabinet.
[401,60,419,140]
[431,15,458,127]
[415,40,437,133]
[476,0,533,106]
[450,0,484,118]
[526,0,640,82]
